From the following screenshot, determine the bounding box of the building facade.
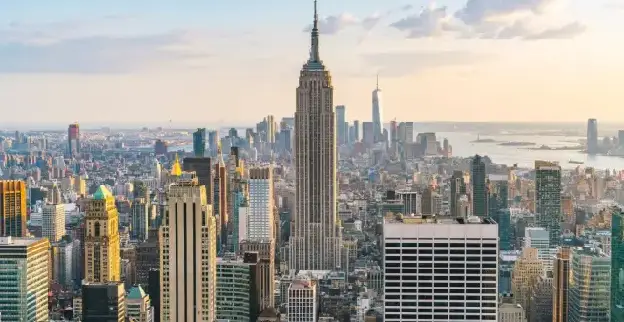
[84,185,121,283]
[160,181,216,321]
[290,0,342,271]
[534,160,562,246]
[0,180,27,237]
[42,203,65,242]
[82,282,126,321]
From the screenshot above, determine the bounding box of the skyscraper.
[0,180,27,237]
[611,208,624,321]
[42,203,65,242]
[0,237,50,321]
[335,105,347,145]
[216,253,260,322]
[353,120,360,142]
[471,155,488,217]
[587,118,598,154]
[82,282,126,321]
[68,122,80,157]
[372,75,383,143]
[568,247,610,321]
[160,180,216,321]
[290,0,342,271]
[247,166,274,240]
[450,170,466,217]
[84,185,121,283]
[193,128,207,157]
[183,157,213,205]
[553,247,571,322]
[534,160,562,246]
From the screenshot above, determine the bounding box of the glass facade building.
[611,208,624,321]
[568,247,610,322]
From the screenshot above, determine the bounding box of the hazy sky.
[0,0,622,126]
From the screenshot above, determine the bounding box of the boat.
[569,160,584,165]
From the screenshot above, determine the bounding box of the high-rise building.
[335,105,347,145]
[288,277,318,322]
[68,122,80,157]
[84,185,121,283]
[266,115,277,144]
[524,227,554,272]
[511,248,544,315]
[587,118,598,154]
[396,191,420,215]
[160,180,216,321]
[362,122,375,145]
[372,75,383,143]
[0,180,27,237]
[0,237,50,321]
[183,157,213,205]
[611,208,624,321]
[215,253,260,322]
[136,228,160,289]
[488,174,508,215]
[499,302,527,322]
[290,0,342,271]
[534,160,562,246]
[353,120,360,142]
[193,128,207,157]
[248,166,274,240]
[208,130,219,156]
[51,240,74,287]
[389,120,398,158]
[131,198,150,242]
[450,170,466,217]
[552,247,571,322]
[471,155,488,217]
[82,282,126,321]
[568,246,610,322]
[383,215,499,321]
[42,203,65,242]
[240,239,275,311]
[214,154,228,250]
[127,285,154,322]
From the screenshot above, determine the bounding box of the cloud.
[523,21,586,40]
[359,50,490,77]
[390,0,584,40]
[0,33,206,74]
[303,13,359,34]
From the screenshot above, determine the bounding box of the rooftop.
[384,214,496,225]
[93,185,112,200]
[126,286,147,299]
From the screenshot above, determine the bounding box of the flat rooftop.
[0,237,45,247]
[384,214,496,225]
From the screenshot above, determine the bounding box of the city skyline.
[1,0,623,124]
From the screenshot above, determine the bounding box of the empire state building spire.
[309,0,320,62]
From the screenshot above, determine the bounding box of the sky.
[0,0,623,127]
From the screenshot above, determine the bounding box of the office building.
[214,151,228,249]
[147,269,161,322]
[193,128,207,157]
[160,180,216,321]
[511,248,544,315]
[127,285,154,322]
[396,191,420,215]
[353,120,360,142]
[136,228,160,289]
[207,130,219,156]
[82,282,126,321]
[336,105,347,145]
[183,157,213,205]
[553,247,571,322]
[0,180,27,237]
[290,0,342,271]
[362,121,375,145]
[450,170,466,217]
[568,246,610,322]
[248,166,274,240]
[613,208,624,321]
[488,174,508,215]
[499,303,527,322]
[288,277,318,322]
[471,155,488,217]
[383,215,498,321]
[84,185,121,283]
[42,203,65,242]
[524,227,554,272]
[51,240,74,287]
[534,160,562,246]
[131,198,150,242]
[0,237,50,321]
[587,118,598,154]
[68,122,80,157]
[215,253,260,322]
[240,239,275,310]
[372,75,383,143]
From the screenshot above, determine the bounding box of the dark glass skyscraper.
[193,128,207,157]
[450,170,466,217]
[471,155,487,217]
[535,160,562,246]
[587,118,598,154]
[612,207,624,321]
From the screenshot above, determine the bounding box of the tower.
[84,185,121,283]
[534,160,562,246]
[160,180,216,321]
[372,74,383,143]
[68,122,80,158]
[0,180,27,237]
[290,0,342,271]
[471,155,487,217]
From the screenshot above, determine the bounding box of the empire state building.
[290,0,342,271]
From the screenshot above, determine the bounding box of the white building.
[383,215,498,321]
[499,303,527,322]
[524,227,556,272]
[247,166,274,240]
[288,277,318,322]
[42,204,65,242]
[160,181,216,321]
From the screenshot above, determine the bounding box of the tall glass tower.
[611,207,624,321]
[535,160,562,246]
[587,118,598,154]
[471,155,487,217]
[371,75,383,143]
